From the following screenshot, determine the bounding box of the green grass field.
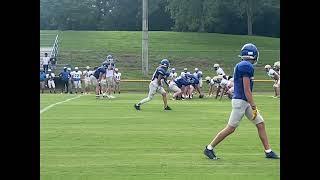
[40,93,280,180]
[40,30,279,80]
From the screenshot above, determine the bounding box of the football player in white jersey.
[273,61,280,75]
[214,76,226,100]
[82,66,91,94]
[72,67,83,94]
[205,76,219,97]
[213,64,226,76]
[265,65,280,98]
[46,69,56,93]
[169,68,178,79]
[114,68,121,94]
[226,77,234,99]
[215,76,234,100]
[105,65,115,98]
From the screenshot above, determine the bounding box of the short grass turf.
[40,93,280,180]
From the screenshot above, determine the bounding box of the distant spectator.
[40,68,46,93]
[59,67,71,93]
[42,53,50,73]
[50,57,57,71]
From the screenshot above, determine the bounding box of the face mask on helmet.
[239,43,259,65]
[160,59,170,68]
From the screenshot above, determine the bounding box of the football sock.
[207,144,213,150]
[265,149,272,153]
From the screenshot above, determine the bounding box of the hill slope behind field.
[40,30,280,80]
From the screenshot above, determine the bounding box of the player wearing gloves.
[203,43,279,160]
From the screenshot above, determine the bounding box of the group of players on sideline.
[40,55,280,100]
[40,55,122,98]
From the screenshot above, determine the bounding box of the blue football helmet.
[239,43,259,65]
[160,59,170,68]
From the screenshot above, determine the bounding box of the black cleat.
[203,146,219,160]
[199,94,204,98]
[164,106,172,110]
[134,104,141,110]
[265,151,280,159]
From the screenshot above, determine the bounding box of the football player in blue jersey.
[185,73,204,98]
[93,65,107,98]
[40,68,46,93]
[168,75,188,100]
[193,68,203,89]
[134,59,172,110]
[203,43,279,160]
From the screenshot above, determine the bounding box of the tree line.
[40,0,279,37]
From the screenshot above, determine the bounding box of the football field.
[40,93,280,180]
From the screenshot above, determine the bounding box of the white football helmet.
[274,61,280,69]
[264,65,272,69]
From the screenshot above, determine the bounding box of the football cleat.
[164,106,172,110]
[265,151,280,159]
[134,104,141,110]
[203,146,219,160]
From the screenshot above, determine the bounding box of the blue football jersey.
[174,76,188,88]
[151,66,168,81]
[93,66,107,79]
[233,61,254,101]
[185,74,199,86]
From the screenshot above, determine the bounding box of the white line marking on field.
[40,95,81,114]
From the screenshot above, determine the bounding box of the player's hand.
[252,107,258,120]
[250,103,256,110]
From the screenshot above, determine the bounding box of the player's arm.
[98,72,104,83]
[208,85,212,96]
[157,74,164,86]
[274,73,280,83]
[243,77,256,109]
[215,86,221,99]
[163,77,170,86]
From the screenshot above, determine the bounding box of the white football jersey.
[220,78,228,86]
[114,72,121,81]
[106,69,114,77]
[193,71,203,80]
[169,72,178,79]
[46,73,55,79]
[226,80,234,88]
[209,79,216,86]
[82,70,90,78]
[72,71,82,80]
[42,57,50,65]
[267,69,279,79]
[216,67,225,76]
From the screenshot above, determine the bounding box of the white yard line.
[40,95,81,114]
